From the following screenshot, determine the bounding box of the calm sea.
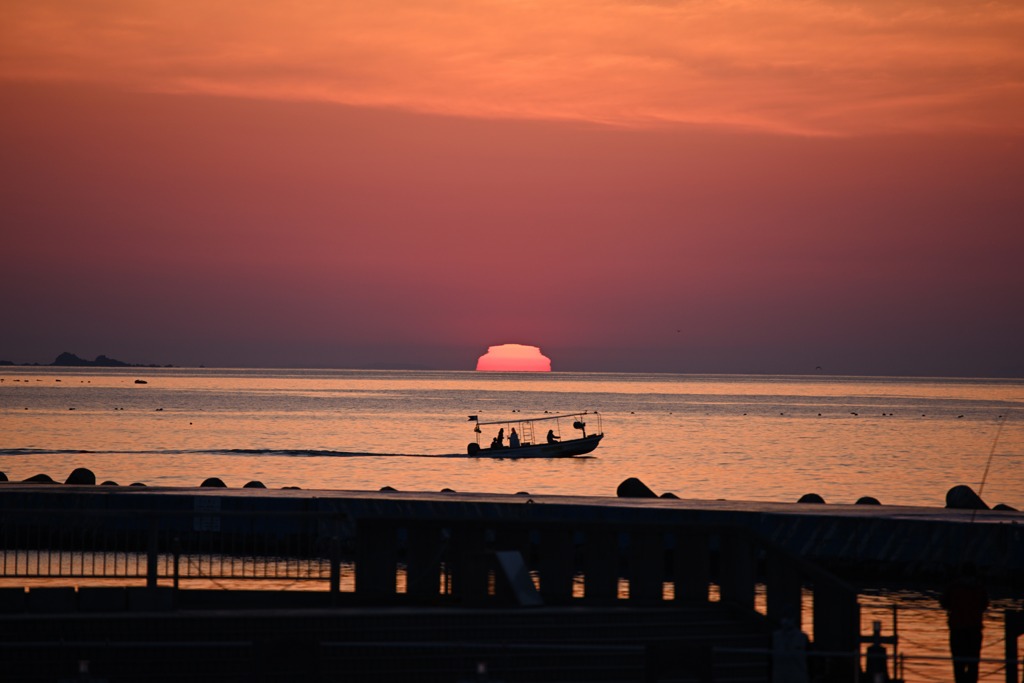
[2,367,1022,680]
[1,367,1020,507]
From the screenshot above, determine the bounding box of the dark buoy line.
[0,468,303,490]
[616,477,657,499]
[64,467,95,485]
[797,493,826,504]
[945,484,989,510]
[0,467,1018,511]
[613,476,1016,510]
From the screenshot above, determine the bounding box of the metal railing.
[1,507,347,589]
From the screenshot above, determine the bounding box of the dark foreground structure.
[0,484,1021,682]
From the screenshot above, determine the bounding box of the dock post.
[1006,610,1023,683]
[405,521,442,600]
[329,535,341,599]
[812,580,860,682]
[537,524,574,604]
[674,528,710,603]
[718,531,755,611]
[146,517,158,589]
[355,519,398,600]
[766,552,803,628]
[628,526,664,604]
[449,522,490,604]
[172,536,181,592]
[583,525,620,602]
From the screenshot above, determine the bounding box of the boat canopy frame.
[471,411,599,428]
[470,411,602,447]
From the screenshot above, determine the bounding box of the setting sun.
[476,344,552,372]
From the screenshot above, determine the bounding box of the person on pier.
[941,562,988,683]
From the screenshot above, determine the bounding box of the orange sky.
[2,1,1023,374]
[4,1,1023,135]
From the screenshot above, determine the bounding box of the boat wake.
[220,448,467,458]
[0,447,470,459]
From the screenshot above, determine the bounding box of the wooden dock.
[2,483,1018,582]
[1,484,1020,682]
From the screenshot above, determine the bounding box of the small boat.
[467,411,603,458]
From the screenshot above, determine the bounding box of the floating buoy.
[64,468,96,486]
[616,477,657,499]
[798,493,825,504]
[946,484,987,510]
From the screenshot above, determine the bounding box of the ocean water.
[1,367,1021,508]
[2,367,1022,680]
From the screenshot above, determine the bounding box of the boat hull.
[471,433,603,459]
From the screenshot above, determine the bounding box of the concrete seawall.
[4,484,1022,683]
[2,484,1020,585]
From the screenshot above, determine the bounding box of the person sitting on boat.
[490,436,500,449]
[546,429,560,444]
[509,428,520,448]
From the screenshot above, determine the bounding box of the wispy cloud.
[2,0,1023,135]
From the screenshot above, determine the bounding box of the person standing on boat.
[509,428,520,448]
[546,429,560,444]
[941,563,988,683]
[496,428,504,447]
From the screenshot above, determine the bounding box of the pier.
[1,484,1021,681]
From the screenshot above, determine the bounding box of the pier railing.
[0,507,344,589]
[0,505,862,676]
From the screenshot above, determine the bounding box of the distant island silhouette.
[0,352,172,368]
[54,352,132,367]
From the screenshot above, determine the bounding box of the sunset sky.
[2,1,1023,375]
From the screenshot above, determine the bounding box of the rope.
[978,414,1007,498]
[179,554,316,592]
[958,413,1008,570]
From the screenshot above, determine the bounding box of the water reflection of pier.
[0,485,1021,682]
